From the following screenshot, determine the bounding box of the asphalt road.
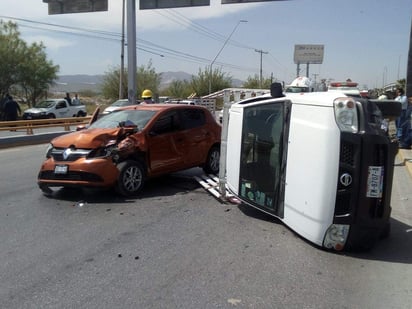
[1,144,412,309]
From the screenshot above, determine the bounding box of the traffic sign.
[140,0,209,9]
[43,0,108,14]
[294,44,324,64]
[222,0,288,3]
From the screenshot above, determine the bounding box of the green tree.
[136,61,161,99]
[164,79,192,99]
[101,66,124,100]
[101,61,161,101]
[0,20,59,106]
[396,78,406,91]
[242,74,273,89]
[17,42,59,106]
[191,67,232,97]
[0,20,25,99]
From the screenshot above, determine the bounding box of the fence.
[0,116,91,135]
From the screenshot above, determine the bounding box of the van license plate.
[366,166,384,198]
[54,165,68,174]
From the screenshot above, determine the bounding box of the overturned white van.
[225,83,401,251]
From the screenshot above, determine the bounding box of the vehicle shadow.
[42,168,204,204]
[237,203,412,264]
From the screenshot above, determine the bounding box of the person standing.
[64,92,72,105]
[72,93,81,105]
[141,89,154,104]
[0,94,10,120]
[395,88,411,149]
[3,95,21,121]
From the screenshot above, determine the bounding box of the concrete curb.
[0,132,69,149]
[397,149,412,179]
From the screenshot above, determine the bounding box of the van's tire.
[77,111,86,117]
[115,160,146,196]
[203,145,220,174]
[47,113,56,119]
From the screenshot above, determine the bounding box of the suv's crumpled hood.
[51,128,123,148]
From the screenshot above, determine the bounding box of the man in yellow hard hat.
[141,89,154,104]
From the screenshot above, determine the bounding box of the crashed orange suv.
[38,104,221,196]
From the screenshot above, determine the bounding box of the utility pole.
[127,0,136,104]
[119,0,125,99]
[255,49,268,88]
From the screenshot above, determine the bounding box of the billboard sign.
[43,0,108,14]
[294,44,324,64]
[222,0,288,3]
[140,0,209,9]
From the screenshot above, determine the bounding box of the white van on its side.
[225,83,401,251]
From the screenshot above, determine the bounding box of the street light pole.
[119,0,125,99]
[208,20,247,94]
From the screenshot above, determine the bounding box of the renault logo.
[340,173,352,187]
[63,148,72,160]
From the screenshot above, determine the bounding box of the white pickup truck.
[23,98,87,119]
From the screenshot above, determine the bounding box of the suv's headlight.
[46,143,53,158]
[334,97,359,133]
[87,144,118,159]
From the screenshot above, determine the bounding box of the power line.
[1,15,258,75]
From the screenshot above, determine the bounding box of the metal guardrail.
[0,116,91,135]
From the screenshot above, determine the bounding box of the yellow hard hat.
[142,89,153,99]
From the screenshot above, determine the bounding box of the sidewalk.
[398,148,412,179]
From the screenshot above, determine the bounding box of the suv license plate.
[54,165,68,174]
[366,166,384,198]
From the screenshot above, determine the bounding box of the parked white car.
[102,99,140,115]
[23,99,87,119]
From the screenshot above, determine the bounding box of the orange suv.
[38,104,221,196]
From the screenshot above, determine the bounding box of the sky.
[0,0,411,89]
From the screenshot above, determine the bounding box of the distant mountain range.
[51,71,244,93]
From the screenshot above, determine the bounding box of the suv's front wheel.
[203,145,220,174]
[116,160,146,196]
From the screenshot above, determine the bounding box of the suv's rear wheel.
[116,160,146,196]
[203,145,220,174]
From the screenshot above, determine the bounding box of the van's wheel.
[77,111,86,117]
[39,183,53,196]
[48,113,56,119]
[116,160,146,196]
[203,145,220,174]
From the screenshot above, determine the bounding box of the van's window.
[239,103,284,210]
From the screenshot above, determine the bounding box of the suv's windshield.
[89,109,156,130]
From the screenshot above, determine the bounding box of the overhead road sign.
[294,44,324,64]
[43,0,108,14]
[140,0,209,9]
[222,0,288,3]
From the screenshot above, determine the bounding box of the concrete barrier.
[0,132,69,149]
